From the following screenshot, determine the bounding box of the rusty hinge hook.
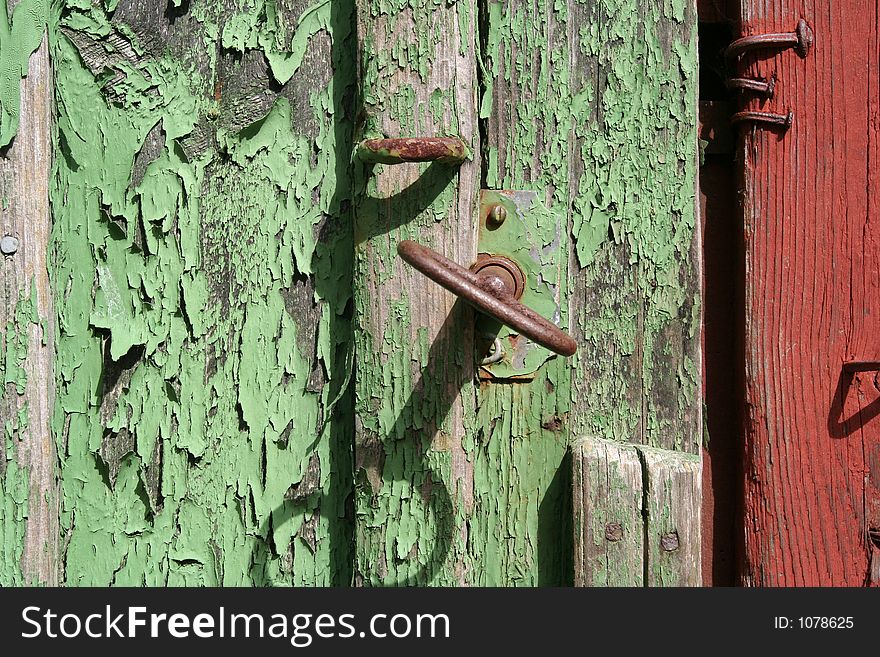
[725,19,814,68]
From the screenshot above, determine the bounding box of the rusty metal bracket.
[725,18,813,68]
[356,137,468,164]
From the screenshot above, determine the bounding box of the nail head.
[605,522,623,542]
[1,236,19,255]
[660,532,680,552]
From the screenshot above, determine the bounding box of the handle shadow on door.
[252,301,471,586]
[828,365,880,439]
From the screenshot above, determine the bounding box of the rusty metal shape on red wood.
[725,18,814,68]
[731,109,793,130]
[397,240,577,357]
[356,137,468,165]
[726,75,776,98]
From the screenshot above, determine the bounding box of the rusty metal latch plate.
[476,190,565,380]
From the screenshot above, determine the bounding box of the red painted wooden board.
[738,1,880,585]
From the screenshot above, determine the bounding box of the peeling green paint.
[482,0,698,450]
[52,0,356,585]
[3,285,39,395]
[567,1,699,450]
[0,0,698,587]
[0,449,29,586]
[0,286,42,586]
[0,0,50,147]
[352,0,576,584]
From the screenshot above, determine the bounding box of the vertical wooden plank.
[53,0,355,585]
[353,0,480,585]
[478,0,587,586]
[738,1,880,585]
[486,0,699,584]
[572,438,644,587]
[867,0,880,587]
[0,18,57,585]
[573,440,701,587]
[642,447,701,586]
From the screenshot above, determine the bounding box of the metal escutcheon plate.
[477,190,566,380]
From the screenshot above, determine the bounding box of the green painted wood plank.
[352,0,482,586]
[0,1,57,585]
[51,0,356,586]
[484,0,701,585]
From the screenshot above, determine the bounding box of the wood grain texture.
[572,437,643,587]
[738,1,880,585]
[0,33,57,586]
[353,0,481,585]
[573,440,701,587]
[642,447,701,586]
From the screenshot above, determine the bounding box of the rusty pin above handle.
[356,137,468,165]
[397,240,577,357]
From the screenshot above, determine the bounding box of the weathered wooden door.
[0,0,700,586]
[735,2,880,586]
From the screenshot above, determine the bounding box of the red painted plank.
[739,1,880,585]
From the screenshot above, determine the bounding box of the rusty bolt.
[487,204,507,228]
[470,254,526,300]
[660,532,680,552]
[604,523,623,542]
[1,236,19,255]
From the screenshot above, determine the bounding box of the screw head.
[1,235,19,255]
[487,204,507,228]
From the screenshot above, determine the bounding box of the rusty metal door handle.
[356,137,468,164]
[397,240,577,357]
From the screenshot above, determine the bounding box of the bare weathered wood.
[642,447,701,586]
[572,437,644,587]
[0,33,57,586]
[573,440,701,587]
